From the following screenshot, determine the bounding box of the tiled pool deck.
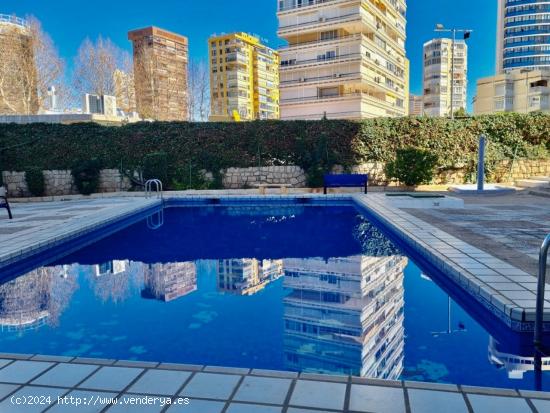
[0,354,547,413]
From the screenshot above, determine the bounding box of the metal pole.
[477,135,486,191]
[534,233,550,347]
[451,29,455,120]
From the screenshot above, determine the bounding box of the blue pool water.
[1,201,549,391]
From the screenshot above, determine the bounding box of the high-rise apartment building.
[276,0,409,120]
[474,0,550,114]
[408,94,423,116]
[496,0,550,74]
[128,26,189,121]
[474,69,550,114]
[423,38,468,117]
[209,32,279,121]
[0,14,38,115]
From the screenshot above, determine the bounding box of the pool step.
[515,178,550,189]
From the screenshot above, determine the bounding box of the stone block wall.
[223,166,306,189]
[43,170,77,196]
[2,169,131,197]
[2,172,30,197]
[2,159,550,196]
[98,169,132,193]
[505,159,550,181]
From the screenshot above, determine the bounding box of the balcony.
[278,12,362,35]
[280,52,362,70]
[280,71,362,87]
[0,14,27,28]
[278,0,357,13]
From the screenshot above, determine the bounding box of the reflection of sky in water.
[0,205,548,391]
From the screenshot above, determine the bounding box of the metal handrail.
[534,233,550,347]
[145,179,163,199]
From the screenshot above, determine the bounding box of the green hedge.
[24,166,45,196]
[0,114,548,185]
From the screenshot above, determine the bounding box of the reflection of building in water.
[489,337,550,379]
[217,259,284,295]
[141,262,197,302]
[90,260,133,303]
[283,255,407,378]
[93,260,128,277]
[0,266,77,330]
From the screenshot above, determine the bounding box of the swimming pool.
[1,199,549,391]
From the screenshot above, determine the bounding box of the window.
[319,87,339,98]
[320,30,338,41]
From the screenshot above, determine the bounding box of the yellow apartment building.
[209,32,279,121]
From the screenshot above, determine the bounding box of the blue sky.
[3,0,497,110]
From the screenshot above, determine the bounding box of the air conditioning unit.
[334,73,342,78]
[299,77,306,82]
[319,16,326,22]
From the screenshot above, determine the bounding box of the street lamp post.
[434,24,473,120]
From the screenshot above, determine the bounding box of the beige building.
[209,32,280,121]
[474,70,550,115]
[277,0,409,120]
[423,38,468,117]
[128,26,189,121]
[0,14,38,115]
[408,94,423,116]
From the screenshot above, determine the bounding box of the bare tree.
[72,36,125,99]
[113,51,136,114]
[28,17,66,112]
[0,15,65,114]
[188,59,210,121]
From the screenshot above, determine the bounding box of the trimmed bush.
[72,159,102,195]
[24,167,45,196]
[385,148,438,187]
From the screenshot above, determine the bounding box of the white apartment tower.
[423,38,468,117]
[276,0,409,120]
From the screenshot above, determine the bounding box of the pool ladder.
[145,179,163,199]
[534,233,550,349]
[147,209,164,230]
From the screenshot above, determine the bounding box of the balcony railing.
[278,0,406,19]
[0,14,27,28]
[280,71,361,86]
[278,12,360,30]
